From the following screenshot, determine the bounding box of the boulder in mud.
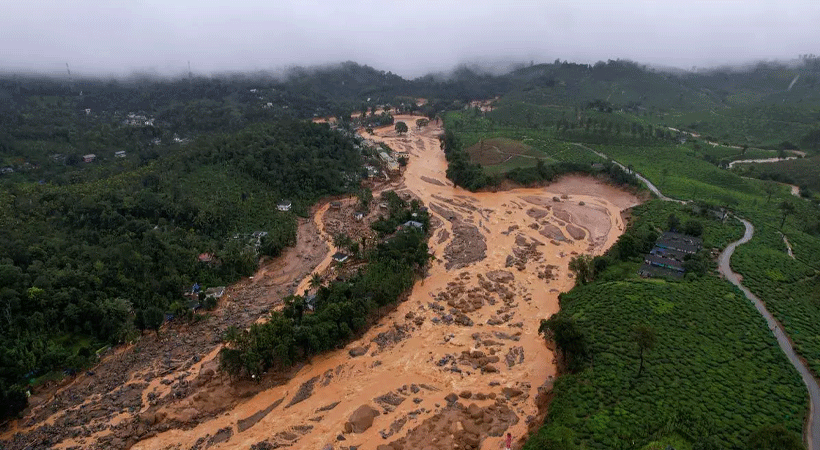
[345,404,380,433]
[502,387,523,398]
[349,346,369,357]
[482,364,499,373]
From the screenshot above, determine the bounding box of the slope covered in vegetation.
[0,119,363,417]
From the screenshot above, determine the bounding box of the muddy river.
[4,117,639,450]
[121,118,639,450]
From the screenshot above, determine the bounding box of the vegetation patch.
[465,137,542,166]
[528,201,806,450]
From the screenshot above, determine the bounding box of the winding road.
[576,142,820,450]
[719,219,820,450]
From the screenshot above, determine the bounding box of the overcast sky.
[2,0,819,78]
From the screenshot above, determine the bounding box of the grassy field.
[524,201,806,450]
[465,137,544,173]
[446,110,606,173]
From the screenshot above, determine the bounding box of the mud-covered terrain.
[1,116,639,450]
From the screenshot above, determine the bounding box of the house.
[114,151,126,158]
[251,231,268,247]
[364,165,380,178]
[305,294,318,312]
[0,167,13,174]
[643,254,684,272]
[252,231,268,239]
[277,200,292,212]
[650,246,687,262]
[402,220,424,230]
[83,154,96,163]
[638,263,684,279]
[354,212,365,221]
[332,252,349,263]
[198,253,215,263]
[204,286,225,299]
[637,231,701,279]
[378,151,400,173]
[656,232,702,254]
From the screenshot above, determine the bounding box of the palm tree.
[309,273,322,291]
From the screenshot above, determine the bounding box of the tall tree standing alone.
[779,201,795,229]
[633,325,656,377]
[395,121,408,135]
[764,181,777,204]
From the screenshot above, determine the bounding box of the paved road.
[575,142,819,449]
[718,219,819,450]
[572,143,684,203]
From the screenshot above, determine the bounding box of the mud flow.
[5,116,639,450]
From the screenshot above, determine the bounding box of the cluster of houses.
[80,150,126,163]
[638,231,703,279]
[123,113,155,127]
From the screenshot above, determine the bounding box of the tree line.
[0,119,363,419]
[219,197,431,378]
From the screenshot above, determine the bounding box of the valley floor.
[2,118,641,450]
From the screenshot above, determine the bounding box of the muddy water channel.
[131,118,640,450]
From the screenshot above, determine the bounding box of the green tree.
[568,254,594,285]
[395,121,408,135]
[764,181,777,204]
[779,201,795,229]
[309,273,322,291]
[683,220,703,237]
[539,315,588,372]
[143,306,165,338]
[667,214,680,231]
[357,187,372,211]
[746,424,804,450]
[633,325,656,377]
